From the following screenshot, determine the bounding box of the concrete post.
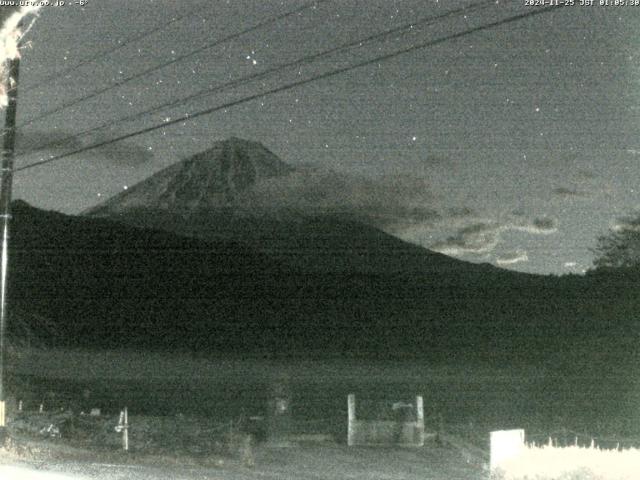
[415,395,424,446]
[347,394,355,446]
[123,407,129,451]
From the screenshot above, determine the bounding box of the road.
[1,460,230,480]
[0,443,486,480]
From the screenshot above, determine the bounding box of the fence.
[490,428,640,480]
[347,393,424,447]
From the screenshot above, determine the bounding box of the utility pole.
[0,46,20,436]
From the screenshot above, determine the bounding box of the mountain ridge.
[19,137,632,362]
[82,138,509,275]
[5,199,638,365]
[85,137,294,215]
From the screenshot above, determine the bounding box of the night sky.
[7,1,640,275]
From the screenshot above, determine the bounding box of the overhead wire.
[19,0,498,157]
[16,4,567,173]
[18,0,329,128]
[22,2,208,93]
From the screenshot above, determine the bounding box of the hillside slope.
[8,201,639,364]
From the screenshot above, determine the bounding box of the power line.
[16,5,566,174]
[23,2,207,93]
[19,0,497,157]
[18,0,328,129]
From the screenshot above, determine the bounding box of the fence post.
[415,395,424,446]
[266,376,291,446]
[115,407,129,452]
[123,407,129,451]
[490,429,525,473]
[347,394,355,446]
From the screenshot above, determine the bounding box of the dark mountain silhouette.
[14,137,633,363]
[84,138,472,275]
[7,200,639,366]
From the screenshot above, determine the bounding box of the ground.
[0,430,487,480]
[1,346,637,479]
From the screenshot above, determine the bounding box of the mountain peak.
[225,135,251,145]
[86,138,293,215]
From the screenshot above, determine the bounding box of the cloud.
[496,250,529,266]
[611,215,640,233]
[430,222,501,255]
[242,167,438,231]
[17,131,83,152]
[447,206,475,218]
[429,215,558,257]
[423,154,449,166]
[552,187,585,197]
[88,138,155,166]
[512,217,558,234]
[18,130,155,166]
[577,169,596,181]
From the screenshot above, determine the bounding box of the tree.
[593,215,640,269]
